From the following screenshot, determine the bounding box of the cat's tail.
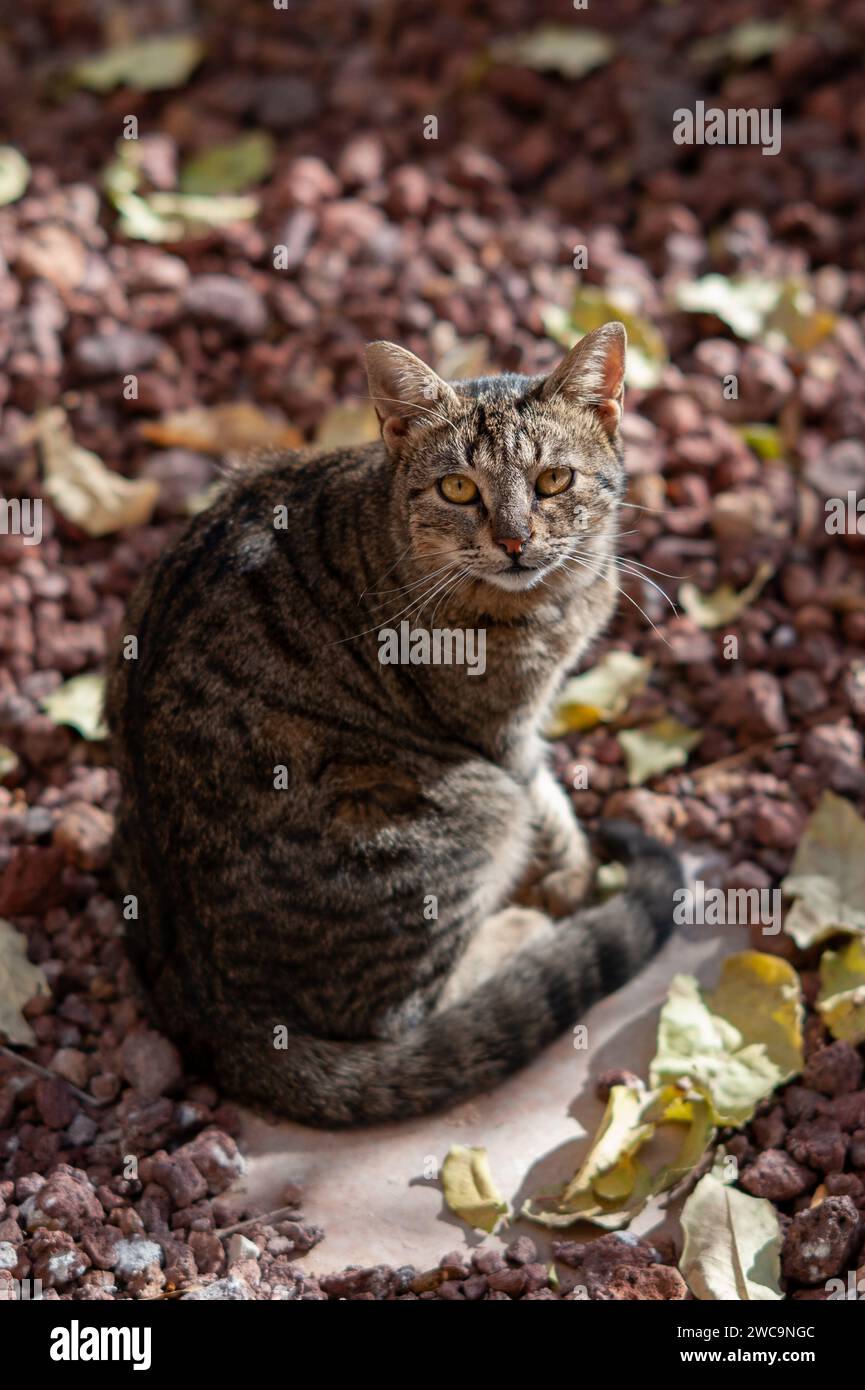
[217,821,682,1127]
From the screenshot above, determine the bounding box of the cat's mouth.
[483,561,547,592]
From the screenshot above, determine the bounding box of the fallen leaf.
[679,1156,783,1301]
[180,132,276,195]
[546,650,652,737]
[782,791,865,946]
[674,275,836,351]
[544,288,667,390]
[441,1145,510,1233]
[314,401,381,450]
[523,1083,714,1230]
[490,26,614,79]
[766,283,837,353]
[0,918,51,1045]
[70,33,205,92]
[679,560,773,629]
[674,275,781,340]
[41,674,107,742]
[141,403,303,455]
[709,952,803,1081]
[37,409,158,536]
[618,717,703,786]
[817,937,865,1044]
[690,20,794,67]
[0,746,19,780]
[116,191,259,244]
[650,952,803,1126]
[737,423,783,460]
[0,146,30,206]
[103,143,259,243]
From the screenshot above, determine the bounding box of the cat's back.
[105,441,397,804]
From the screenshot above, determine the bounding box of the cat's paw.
[519,862,594,919]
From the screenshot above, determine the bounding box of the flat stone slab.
[238,855,749,1273]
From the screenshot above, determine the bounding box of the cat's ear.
[542,322,626,435]
[364,341,459,450]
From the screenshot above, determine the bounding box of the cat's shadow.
[410,996,668,1261]
[424,905,740,1262]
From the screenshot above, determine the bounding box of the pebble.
[182,276,268,338]
[781,1197,860,1285]
[119,1031,183,1101]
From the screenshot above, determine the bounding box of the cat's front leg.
[514,765,594,918]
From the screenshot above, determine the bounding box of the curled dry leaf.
[679,560,773,629]
[650,951,803,1127]
[41,673,107,742]
[816,937,865,1044]
[441,1145,510,1234]
[546,650,652,737]
[37,408,159,537]
[70,33,205,93]
[523,1083,714,1231]
[782,791,865,947]
[0,918,51,1046]
[617,717,703,786]
[679,1155,784,1301]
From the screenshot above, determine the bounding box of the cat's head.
[365,324,626,593]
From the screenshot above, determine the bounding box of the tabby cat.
[106,322,681,1126]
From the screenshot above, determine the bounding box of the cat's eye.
[536,466,573,497]
[439,473,479,504]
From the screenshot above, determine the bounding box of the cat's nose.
[495,536,525,556]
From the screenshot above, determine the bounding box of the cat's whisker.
[365,393,457,434]
[568,546,679,616]
[366,561,457,607]
[428,566,473,626]
[358,541,412,603]
[336,561,467,643]
[612,565,679,616]
[366,549,477,605]
[559,554,672,648]
[608,550,686,581]
[368,547,475,591]
[404,566,469,626]
[618,501,671,515]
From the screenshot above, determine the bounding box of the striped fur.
[106,325,682,1126]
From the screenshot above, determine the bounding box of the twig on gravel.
[0,1044,112,1107]
[691,733,799,782]
[215,1204,301,1236]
